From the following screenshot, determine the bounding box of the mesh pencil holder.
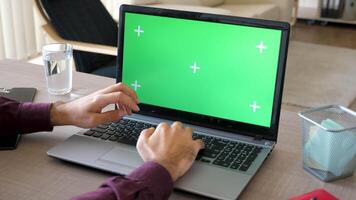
[298,105,356,182]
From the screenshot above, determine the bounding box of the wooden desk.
[0,60,355,200]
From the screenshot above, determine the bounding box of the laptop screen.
[121,12,282,128]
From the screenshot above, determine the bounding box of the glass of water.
[42,43,73,95]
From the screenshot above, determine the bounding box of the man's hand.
[50,83,139,128]
[136,122,204,181]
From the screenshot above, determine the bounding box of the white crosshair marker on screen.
[131,80,141,91]
[249,101,261,112]
[190,61,200,73]
[134,25,144,37]
[256,41,267,53]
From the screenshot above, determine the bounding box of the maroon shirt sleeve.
[71,162,174,200]
[0,97,53,135]
[0,97,174,199]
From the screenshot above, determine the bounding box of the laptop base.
[48,116,272,200]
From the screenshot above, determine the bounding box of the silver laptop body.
[48,5,290,200]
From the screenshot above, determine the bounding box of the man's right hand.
[136,122,204,182]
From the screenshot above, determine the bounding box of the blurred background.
[1,0,356,111]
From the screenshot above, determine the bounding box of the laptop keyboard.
[83,119,262,172]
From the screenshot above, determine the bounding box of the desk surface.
[0,60,355,200]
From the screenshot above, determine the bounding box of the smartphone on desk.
[0,135,22,150]
[0,87,37,150]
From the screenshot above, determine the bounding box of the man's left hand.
[50,83,139,128]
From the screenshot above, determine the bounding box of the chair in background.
[35,0,118,78]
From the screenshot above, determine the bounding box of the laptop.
[48,5,290,200]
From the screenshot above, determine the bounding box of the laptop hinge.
[253,135,264,141]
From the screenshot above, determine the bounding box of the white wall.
[0,12,5,59]
[299,0,320,8]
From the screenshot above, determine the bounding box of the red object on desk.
[290,188,338,200]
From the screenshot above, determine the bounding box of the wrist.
[50,101,71,126]
[155,160,179,182]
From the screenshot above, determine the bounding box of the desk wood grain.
[0,60,355,200]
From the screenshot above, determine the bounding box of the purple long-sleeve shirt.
[0,97,174,200]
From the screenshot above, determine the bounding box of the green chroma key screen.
[122,12,282,127]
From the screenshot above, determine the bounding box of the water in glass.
[42,44,72,95]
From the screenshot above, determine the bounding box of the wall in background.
[299,0,320,8]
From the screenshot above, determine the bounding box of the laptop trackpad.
[96,146,143,168]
